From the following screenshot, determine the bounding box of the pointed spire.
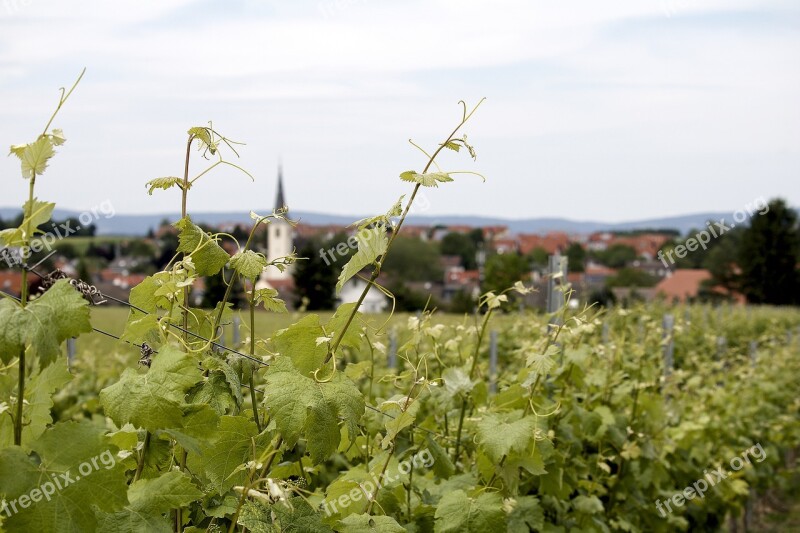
[275,163,287,212]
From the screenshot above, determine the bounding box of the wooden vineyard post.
[232,315,241,347]
[716,336,727,360]
[489,330,498,394]
[546,253,568,317]
[66,338,76,370]
[388,330,397,370]
[662,314,674,377]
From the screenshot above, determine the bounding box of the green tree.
[605,267,658,288]
[703,229,743,294]
[565,242,586,272]
[527,246,548,267]
[293,236,340,310]
[387,280,434,312]
[202,270,243,309]
[122,239,155,258]
[382,236,443,281]
[594,244,637,268]
[737,198,800,305]
[483,253,527,295]
[468,227,484,247]
[440,232,477,269]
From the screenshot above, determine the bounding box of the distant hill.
[0,207,786,237]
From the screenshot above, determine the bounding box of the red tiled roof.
[518,232,571,255]
[0,271,40,297]
[655,269,710,302]
[585,265,617,276]
[492,238,519,253]
[445,269,480,285]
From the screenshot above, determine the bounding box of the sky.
[0,0,798,223]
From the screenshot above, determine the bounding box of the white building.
[337,277,389,314]
[257,166,295,292]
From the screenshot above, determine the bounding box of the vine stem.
[367,381,419,515]
[324,99,484,365]
[453,307,493,463]
[211,216,268,335]
[249,286,262,432]
[229,436,283,533]
[12,69,84,446]
[180,135,194,337]
[134,431,151,482]
[13,174,36,446]
[176,133,194,533]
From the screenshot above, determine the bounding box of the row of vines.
[1,73,799,532]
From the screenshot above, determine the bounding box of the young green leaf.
[230,249,267,280]
[476,412,536,463]
[10,136,56,179]
[336,227,388,293]
[145,176,183,195]
[174,216,230,276]
[399,170,454,188]
[0,198,56,247]
[253,288,288,313]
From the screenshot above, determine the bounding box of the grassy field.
[53,235,132,255]
[75,305,490,363]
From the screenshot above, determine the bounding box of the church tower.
[265,165,293,280]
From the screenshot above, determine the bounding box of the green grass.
[54,235,131,255]
[75,306,494,362]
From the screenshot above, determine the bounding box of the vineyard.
[1,74,799,533]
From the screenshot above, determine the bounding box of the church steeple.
[262,163,294,282]
[275,164,287,212]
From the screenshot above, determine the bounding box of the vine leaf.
[507,496,545,533]
[443,140,461,152]
[174,216,230,276]
[433,490,505,533]
[0,421,128,532]
[188,415,261,493]
[0,198,56,247]
[230,249,266,280]
[380,397,420,449]
[271,314,328,375]
[10,136,56,179]
[99,346,204,432]
[21,361,72,445]
[262,357,365,464]
[253,288,288,313]
[476,412,536,463]
[0,279,92,368]
[96,471,202,532]
[145,176,183,195]
[239,497,333,533]
[399,170,454,188]
[336,227,388,293]
[338,514,406,533]
[352,196,404,231]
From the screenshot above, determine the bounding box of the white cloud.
[0,0,798,222]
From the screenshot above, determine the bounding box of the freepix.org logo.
[321,448,434,516]
[658,197,769,268]
[1,449,116,518]
[0,200,116,268]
